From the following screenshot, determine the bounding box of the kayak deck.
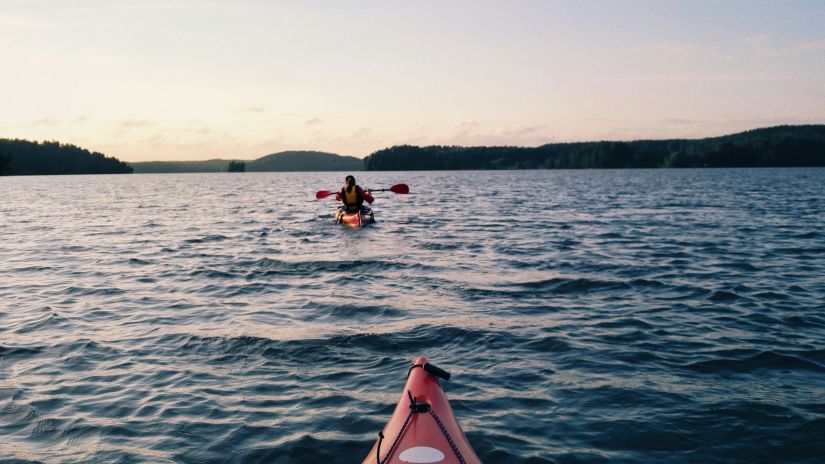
[363,357,481,464]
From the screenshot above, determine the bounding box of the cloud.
[597,72,792,84]
[743,35,770,48]
[452,121,480,139]
[141,132,169,148]
[644,42,728,60]
[400,122,554,148]
[659,118,708,125]
[350,127,372,139]
[304,117,322,126]
[73,116,88,124]
[31,117,60,127]
[744,35,825,57]
[118,120,152,129]
[495,125,544,136]
[308,129,328,141]
[783,39,825,55]
[582,117,618,123]
[0,11,38,30]
[244,106,265,113]
[647,43,704,55]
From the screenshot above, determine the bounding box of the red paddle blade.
[315,190,334,200]
[389,184,409,194]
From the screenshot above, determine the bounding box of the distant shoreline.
[363,125,825,171]
[128,151,362,174]
[2,125,824,176]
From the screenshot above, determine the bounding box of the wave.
[0,345,45,358]
[461,276,657,300]
[183,234,228,244]
[233,257,432,278]
[708,290,746,302]
[300,302,404,320]
[681,350,825,373]
[64,286,126,297]
[146,325,542,364]
[12,311,71,335]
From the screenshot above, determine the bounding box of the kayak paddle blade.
[389,184,410,194]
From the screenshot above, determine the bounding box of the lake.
[1,169,824,463]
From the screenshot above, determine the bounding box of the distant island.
[130,151,363,173]
[0,139,133,175]
[364,125,825,170]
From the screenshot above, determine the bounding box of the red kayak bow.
[363,357,481,464]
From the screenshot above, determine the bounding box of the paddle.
[368,184,409,194]
[315,183,409,200]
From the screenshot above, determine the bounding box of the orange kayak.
[336,207,375,227]
[362,357,482,464]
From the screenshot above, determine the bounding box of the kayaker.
[336,175,374,213]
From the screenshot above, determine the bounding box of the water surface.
[1,169,824,463]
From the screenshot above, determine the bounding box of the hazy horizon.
[2,1,825,161]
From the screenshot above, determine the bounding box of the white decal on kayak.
[398,446,445,463]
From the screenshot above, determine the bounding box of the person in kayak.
[336,175,374,213]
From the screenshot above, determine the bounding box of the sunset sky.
[2,0,825,161]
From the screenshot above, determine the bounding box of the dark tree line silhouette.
[4,125,823,175]
[0,152,10,176]
[363,125,825,170]
[227,161,246,172]
[0,139,133,175]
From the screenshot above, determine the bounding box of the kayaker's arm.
[361,188,375,204]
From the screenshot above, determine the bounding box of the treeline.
[0,139,133,175]
[0,152,10,175]
[363,125,825,170]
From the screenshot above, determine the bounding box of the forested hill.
[130,151,362,173]
[247,151,362,171]
[0,139,133,175]
[363,125,825,170]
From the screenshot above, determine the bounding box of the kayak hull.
[362,357,481,464]
[336,207,375,227]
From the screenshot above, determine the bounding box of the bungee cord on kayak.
[428,408,469,464]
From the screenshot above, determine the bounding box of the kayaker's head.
[345,175,356,189]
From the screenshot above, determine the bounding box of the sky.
[2,0,825,161]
